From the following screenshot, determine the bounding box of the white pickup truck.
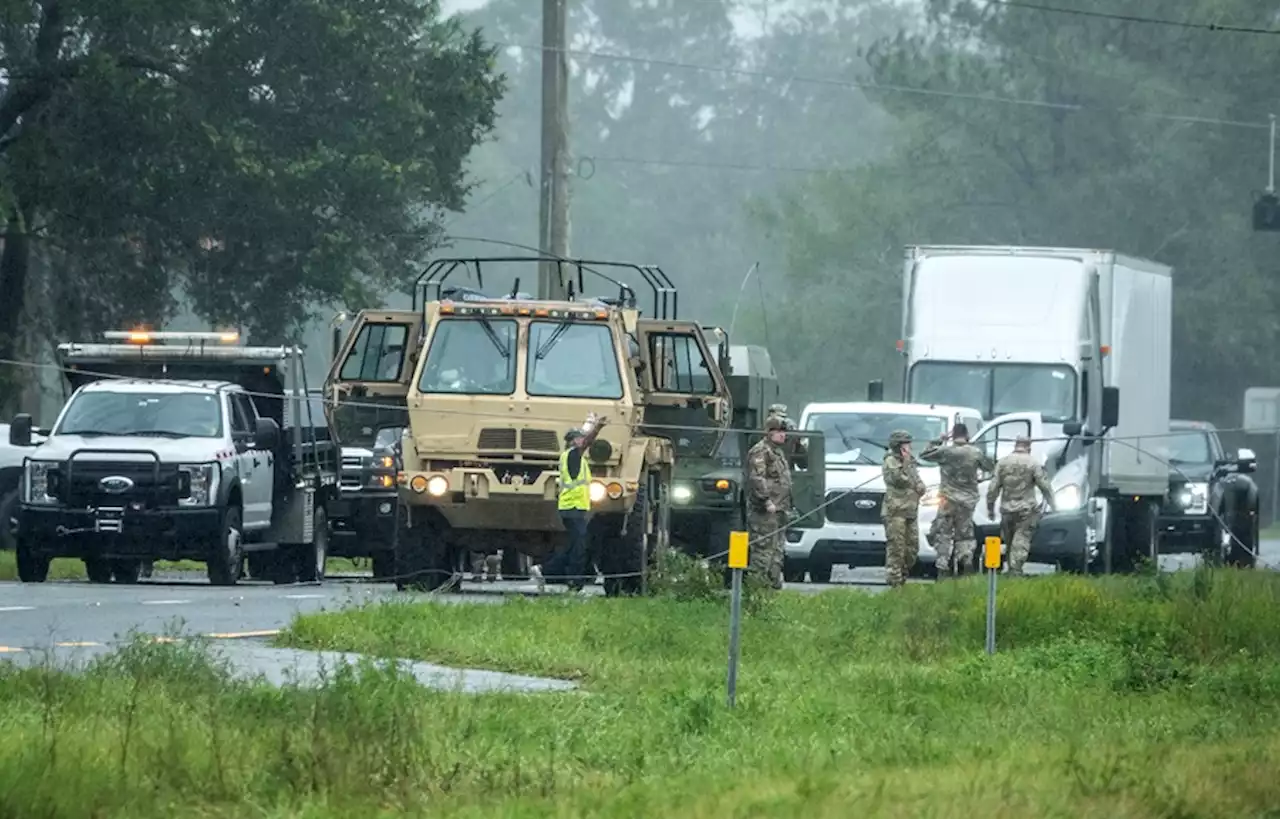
[8,331,338,585]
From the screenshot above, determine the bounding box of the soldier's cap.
[564,428,584,442]
[764,416,788,432]
[888,429,913,445]
[768,403,788,415]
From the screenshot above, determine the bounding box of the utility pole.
[538,0,571,300]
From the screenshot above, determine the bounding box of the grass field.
[3,565,1280,817]
[0,550,367,581]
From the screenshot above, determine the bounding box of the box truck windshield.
[908,362,1076,422]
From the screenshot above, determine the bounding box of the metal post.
[1272,427,1279,525]
[538,0,570,301]
[983,536,999,655]
[1268,114,1276,194]
[727,567,743,707]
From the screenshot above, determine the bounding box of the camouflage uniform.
[881,429,926,588]
[922,434,994,576]
[745,416,793,589]
[987,436,1055,575]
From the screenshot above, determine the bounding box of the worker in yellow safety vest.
[530,415,608,592]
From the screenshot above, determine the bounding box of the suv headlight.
[1054,483,1082,511]
[24,460,59,505]
[178,463,219,507]
[1176,482,1208,515]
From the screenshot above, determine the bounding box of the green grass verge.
[0,551,366,581]
[3,566,1280,816]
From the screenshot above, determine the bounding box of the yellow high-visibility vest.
[558,448,591,510]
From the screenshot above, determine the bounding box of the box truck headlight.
[1054,484,1083,511]
[1176,482,1208,515]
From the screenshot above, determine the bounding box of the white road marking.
[141,599,191,606]
[0,606,34,612]
[282,594,325,599]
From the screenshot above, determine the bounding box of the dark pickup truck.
[1157,419,1259,568]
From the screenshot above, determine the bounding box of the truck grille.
[521,429,560,453]
[342,454,367,470]
[825,491,883,524]
[477,428,517,451]
[56,461,181,507]
[340,454,368,491]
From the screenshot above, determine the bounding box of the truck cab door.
[323,310,422,447]
[635,319,732,458]
[783,430,827,529]
[228,393,273,530]
[970,411,1046,528]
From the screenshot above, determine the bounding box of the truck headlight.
[24,460,59,505]
[672,483,694,504]
[919,485,940,508]
[178,463,219,507]
[1054,483,1082,511]
[589,481,608,504]
[1176,482,1208,515]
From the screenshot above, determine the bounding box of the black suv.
[1157,420,1259,568]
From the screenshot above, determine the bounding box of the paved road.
[2,540,1276,659]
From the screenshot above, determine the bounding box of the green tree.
[0,0,504,409]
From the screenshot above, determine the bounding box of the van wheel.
[207,505,245,586]
[294,507,328,583]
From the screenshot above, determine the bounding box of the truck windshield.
[1167,431,1212,465]
[909,363,1076,422]
[526,321,624,399]
[804,412,948,466]
[418,318,517,395]
[56,391,224,438]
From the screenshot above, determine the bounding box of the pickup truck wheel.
[15,540,50,583]
[85,557,113,584]
[0,488,16,552]
[808,563,833,584]
[110,559,142,584]
[207,506,245,586]
[294,507,328,583]
[783,558,807,584]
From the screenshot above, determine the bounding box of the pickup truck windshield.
[804,412,948,466]
[909,363,1076,423]
[418,318,517,395]
[527,321,624,399]
[1167,431,1212,465]
[56,391,224,438]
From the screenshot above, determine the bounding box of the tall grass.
[1,566,1280,817]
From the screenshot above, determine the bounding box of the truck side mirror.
[1101,387,1120,428]
[867,379,884,402]
[9,414,32,447]
[1062,421,1083,437]
[1238,447,1257,473]
[254,418,281,450]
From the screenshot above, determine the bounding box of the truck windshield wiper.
[120,430,190,438]
[475,316,511,359]
[535,320,574,360]
[832,426,882,463]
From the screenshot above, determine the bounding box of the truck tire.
[1113,500,1158,574]
[110,559,142,584]
[1226,509,1258,569]
[371,551,395,581]
[808,563,833,584]
[85,557,113,584]
[394,513,454,592]
[294,506,329,583]
[207,505,245,586]
[0,488,16,552]
[15,539,50,583]
[594,481,666,597]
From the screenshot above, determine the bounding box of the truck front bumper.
[328,493,398,554]
[785,520,938,568]
[1156,513,1215,553]
[17,504,222,560]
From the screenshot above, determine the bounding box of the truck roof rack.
[413,255,678,320]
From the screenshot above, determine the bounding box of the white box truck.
[899,245,1172,572]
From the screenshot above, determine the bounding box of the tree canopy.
[0,0,505,407]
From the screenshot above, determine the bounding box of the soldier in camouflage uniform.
[922,423,994,577]
[882,429,926,588]
[986,435,1056,576]
[745,415,793,589]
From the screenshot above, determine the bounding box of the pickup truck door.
[323,310,422,446]
[229,393,274,530]
[970,411,1046,528]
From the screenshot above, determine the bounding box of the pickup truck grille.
[825,491,883,524]
[56,461,182,507]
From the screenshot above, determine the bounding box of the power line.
[581,154,860,175]
[985,0,1280,35]
[496,41,1270,131]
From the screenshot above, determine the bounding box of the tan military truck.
[387,255,731,596]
